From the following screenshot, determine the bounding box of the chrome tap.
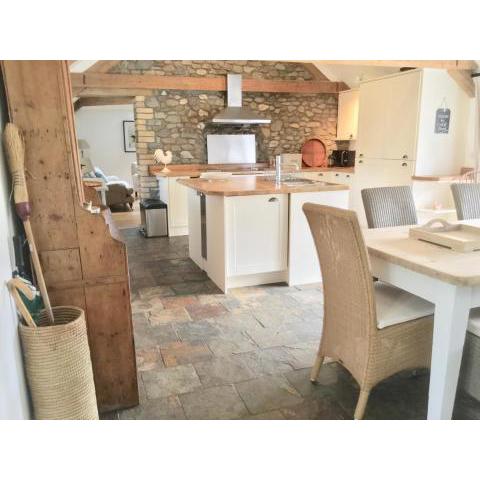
[275,155,282,186]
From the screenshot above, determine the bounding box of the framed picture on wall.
[123,120,136,152]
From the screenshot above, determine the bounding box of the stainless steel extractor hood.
[211,74,271,125]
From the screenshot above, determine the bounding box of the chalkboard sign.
[435,108,450,134]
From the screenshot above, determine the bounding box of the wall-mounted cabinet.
[336,89,359,141]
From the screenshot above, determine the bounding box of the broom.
[3,123,54,324]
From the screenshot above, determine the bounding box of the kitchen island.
[178,175,349,292]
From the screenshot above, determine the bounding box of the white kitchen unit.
[352,68,471,226]
[336,89,359,141]
[158,176,190,236]
[184,177,349,292]
[288,190,349,285]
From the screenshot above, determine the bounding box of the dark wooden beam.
[74,96,135,111]
[71,72,342,96]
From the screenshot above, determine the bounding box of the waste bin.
[140,199,168,237]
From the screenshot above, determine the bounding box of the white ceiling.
[311,62,400,88]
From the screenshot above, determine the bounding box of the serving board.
[409,219,480,252]
[301,138,327,167]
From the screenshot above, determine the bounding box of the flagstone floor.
[106,228,480,420]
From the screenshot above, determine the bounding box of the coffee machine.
[329,150,356,167]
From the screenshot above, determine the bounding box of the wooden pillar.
[1,60,139,412]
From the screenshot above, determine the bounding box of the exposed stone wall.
[122,61,338,199]
[111,60,317,81]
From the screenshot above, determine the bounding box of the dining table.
[364,219,480,419]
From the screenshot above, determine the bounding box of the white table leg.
[428,284,471,419]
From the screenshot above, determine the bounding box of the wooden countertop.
[149,163,354,177]
[177,175,349,196]
[364,221,480,287]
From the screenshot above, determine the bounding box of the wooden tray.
[409,219,480,252]
[301,138,327,167]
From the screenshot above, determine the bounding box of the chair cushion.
[468,308,480,337]
[375,282,434,329]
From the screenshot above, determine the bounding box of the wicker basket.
[19,306,98,420]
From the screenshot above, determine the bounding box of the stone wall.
[119,61,338,199]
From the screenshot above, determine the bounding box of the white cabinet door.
[351,158,415,226]
[167,177,189,236]
[337,89,359,141]
[226,194,288,276]
[357,79,389,160]
[383,71,421,161]
[357,71,421,161]
[187,188,203,269]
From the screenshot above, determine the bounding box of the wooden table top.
[178,175,349,196]
[364,220,480,286]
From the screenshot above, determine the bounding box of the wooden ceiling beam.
[312,60,477,70]
[74,96,135,111]
[447,69,475,98]
[71,72,342,96]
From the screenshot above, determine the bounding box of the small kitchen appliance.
[329,149,356,167]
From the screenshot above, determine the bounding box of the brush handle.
[3,123,55,323]
[7,280,36,328]
[2,123,31,221]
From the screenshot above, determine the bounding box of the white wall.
[74,105,136,184]
[416,69,471,176]
[0,86,30,419]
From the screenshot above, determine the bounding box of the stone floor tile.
[235,348,295,376]
[243,410,286,420]
[208,333,258,357]
[119,396,186,420]
[150,307,191,326]
[136,346,164,372]
[160,341,212,367]
[180,385,248,420]
[194,356,255,387]
[235,375,303,415]
[287,289,324,305]
[281,397,349,420]
[138,285,176,299]
[244,325,300,349]
[185,302,228,320]
[283,342,318,370]
[284,366,340,399]
[161,295,198,309]
[175,320,222,343]
[142,364,202,399]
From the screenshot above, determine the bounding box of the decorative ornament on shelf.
[154,149,173,171]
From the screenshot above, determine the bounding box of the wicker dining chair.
[303,203,434,419]
[361,186,418,229]
[451,183,480,220]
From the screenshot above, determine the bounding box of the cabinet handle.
[268,197,279,203]
[402,154,408,159]
[335,173,340,176]
[402,162,408,167]
[359,153,364,158]
[318,173,324,176]
[358,159,363,164]
[346,175,350,178]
